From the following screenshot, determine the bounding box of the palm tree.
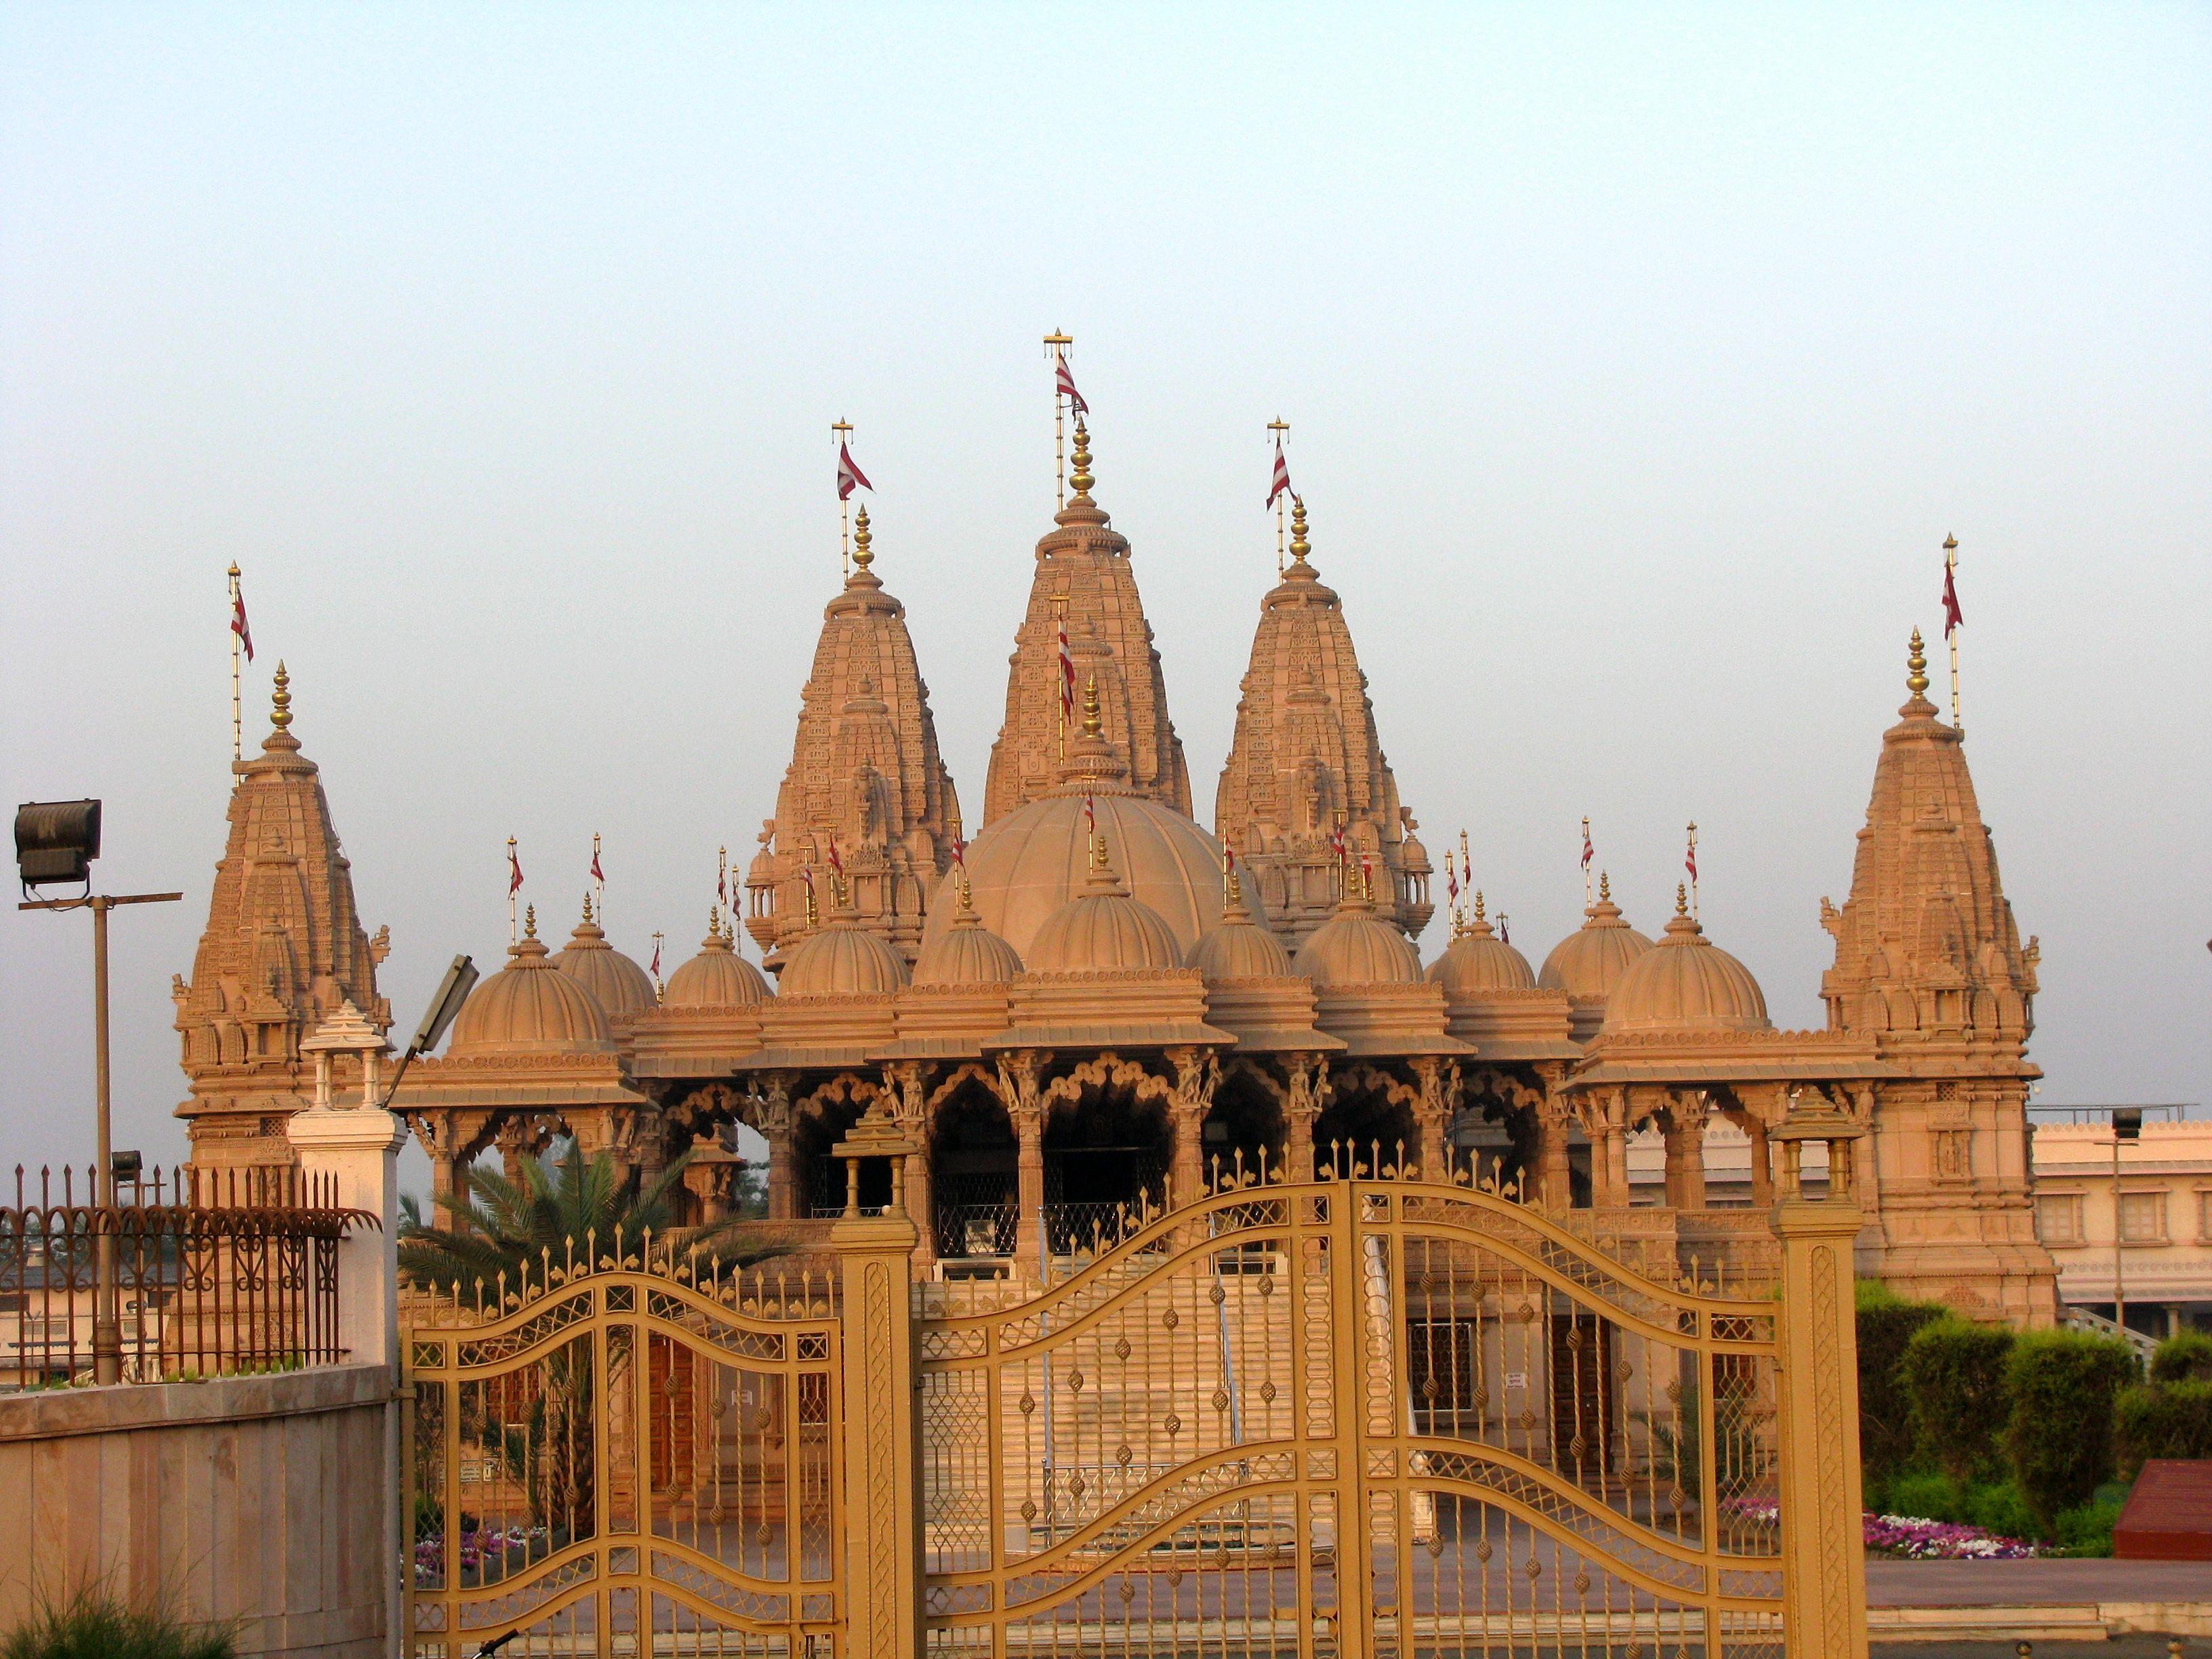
[399,1144,791,1550]
[398,1143,787,1300]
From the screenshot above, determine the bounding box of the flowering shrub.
[411,1524,550,1585]
[1725,1497,2039,1559]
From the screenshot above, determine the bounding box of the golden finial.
[581,893,594,924]
[1599,871,1612,903]
[1906,627,1930,697]
[270,661,292,730]
[1081,673,1103,737]
[705,908,720,940]
[1225,857,1243,912]
[1944,533,1958,552]
[852,504,874,571]
[958,865,975,910]
[1091,832,1109,872]
[1675,882,1689,917]
[1473,890,1486,922]
[1289,497,1311,564]
[524,903,538,939]
[1069,419,1094,496]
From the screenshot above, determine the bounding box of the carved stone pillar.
[999,1053,1047,1281]
[495,1116,530,1186]
[1286,1056,1324,1182]
[1167,1048,1218,1208]
[1411,1059,1453,1180]
[1664,1095,1708,1210]
[886,1063,935,1267]
[1538,1103,1573,1208]
[758,1074,797,1221]
[1746,1109,1774,1208]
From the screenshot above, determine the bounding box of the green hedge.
[1900,1317,2015,1483]
[1,1586,235,1659]
[2003,1330,2138,1533]
[2115,1378,2212,1479]
[1856,1284,1946,1481]
[2149,1330,2212,1383]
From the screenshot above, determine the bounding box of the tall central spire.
[983,417,1192,824]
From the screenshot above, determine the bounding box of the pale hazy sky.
[3,5,2207,1183]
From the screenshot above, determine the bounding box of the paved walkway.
[1869,1559,2212,1606]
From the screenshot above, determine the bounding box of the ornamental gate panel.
[915,1179,1793,1659]
[403,1166,1868,1658]
[405,1250,844,1657]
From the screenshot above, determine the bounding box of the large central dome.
[922,785,1265,963]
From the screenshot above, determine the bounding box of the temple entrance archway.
[1042,1086,1169,1252]
[1202,1063,1285,1185]
[930,1079,1017,1260]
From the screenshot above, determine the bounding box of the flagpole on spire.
[1267,419,1291,577]
[507,837,523,946]
[1580,816,1595,907]
[1685,823,1700,922]
[1045,331,1073,508]
[650,931,665,1002]
[717,845,729,934]
[591,833,605,926]
[1053,593,1071,760]
[833,420,855,579]
[1942,533,1964,739]
[227,565,243,764]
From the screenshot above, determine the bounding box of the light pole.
[16,800,181,1385]
[2111,1106,2142,1335]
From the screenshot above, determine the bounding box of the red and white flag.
[1580,819,1594,873]
[1460,846,1471,893]
[1685,829,1698,886]
[836,441,872,501]
[827,840,844,880]
[1266,440,1293,510]
[1942,560,1963,639]
[649,937,662,977]
[230,577,255,662]
[508,842,524,896]
[1057,621,1076,718]
[1446,864,1460,905]
[590,844,605,884]
[1329,822,1347,868]
[1054,357,1087,415]
[1498,914,1510,945]
[950,834,966,869]
[1083,795,1097,838]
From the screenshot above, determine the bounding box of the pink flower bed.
[1725,1498,2038,1559]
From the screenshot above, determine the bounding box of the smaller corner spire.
[1674,882,1689,918]
[1081,672,1103,738]
[1906,627,1931,702]
[524,902,538,940]
[270,661,293,731]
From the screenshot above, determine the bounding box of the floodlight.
[15,800,101,890]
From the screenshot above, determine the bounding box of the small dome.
[1537,876,1654,1002]
[1600,893,1770,1036]
[1026,846,1185,974]
[1187,882,1292,980]
[664,916,773,1008]
[1428,903,1536,998]
[551,899,656,1017]
[1293,890,1423,987]
[449,914,615,1056]
[779,906,912,996]
[914,882,1024,986]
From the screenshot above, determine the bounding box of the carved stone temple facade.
[178,403,2060,1324]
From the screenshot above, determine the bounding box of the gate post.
[831,1106,926,1659]
[1768,1099,1870,1659]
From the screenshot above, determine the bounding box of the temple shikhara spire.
[173,663,392,1170]
[746,499,963,971]
[1215,496,1433,947]
[1820,628,2050,1319]
[161,353,2054,1332]
[983,414,1192,823]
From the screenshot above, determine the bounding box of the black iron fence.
[0,1164,373,1389]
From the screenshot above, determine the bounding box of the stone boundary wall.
[0,1363,396,1658]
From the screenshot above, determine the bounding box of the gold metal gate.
[403,1120,1870,1658]
[915,1175,1795,1659]
[405,1242,844,1657]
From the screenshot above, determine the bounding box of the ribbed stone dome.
[450,919,615,1056]
[663,919,772,1008]
[927,786,1265,964]
[1025,851,1185,974]
[779,908,912,996]
[552,902,656,1017]
[1427,908,1536,998]
[1537,878,1655,1002]
[1186,886,1292,980]
[1600,899,1770,1036]
[914,886,1024,986]
[1293,893,1423,987]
